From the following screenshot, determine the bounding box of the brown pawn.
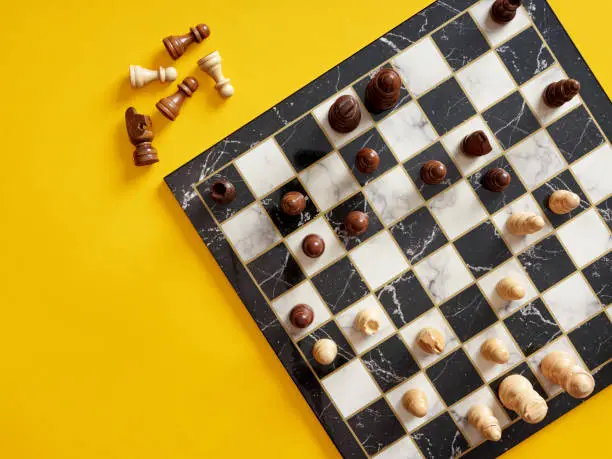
[125,107,158,166]
[365,68,402,113]
[210,180,236,204]
[156,77,199,121]
[462,131,493,157]
[163,24,210,60]
[281,191,306,216]
[420,160,447,185]
[290,304,314,329]
[345,211,369,236]
[302,234,325,258]
[490,0,522,24]
[543,79,581,108]
[328,95,361,133]
[484,168,511,192]
[355,148,380,173]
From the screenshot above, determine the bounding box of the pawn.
[281,191,306,216]
[210,180,236,204]
[163,24,210,60]
[541,351,594,399]
[462,131,493,157]
[420,160,447,184]
[549,190,580,215]
[290,304,314,329]
[506,212,545,235]
[328,95,361,133]
[345,211,369,236]
[417,327,444,355]
[355,148,380,173]
[313,338,337,365]
[480,338,510,364]
[543,79,581,108]
[156,77,199,121]
[365,68,402,113]
[402,389,428,417]
[125,107,158,166]
[499,374,548,423]
[302,234,325,258]
[496,277,526,301]
[468,405,502,441]
[354,308,380,336]
[490,0,522,24]
[483,168,511,192]
[129,65,178,88]
[198,51,235,98]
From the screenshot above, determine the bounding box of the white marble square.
[386,371,445,432]
[557,208,612,268]
[364,166,424,225]
[491,193,553,254]
[469,0,531,47]
[456,51,516,111]
[606,306,612,322]
[336,295,395,354]
[299,152,360,211]
[392,36,453,97]
[429,180,488,239]
[321,359,381,417]
[571,143,612,203]
[520,65,580,125]
[373,436,420,459]
[506,130,566,189]
[441,115,503,175]
[542,272,603,331]
[221,202,281,262]
[377,101,438,162]
[312,87,374,148]
[464,322,524,382]
[477,257,538,319]
[234,138,295,198]
[285,217,345,276]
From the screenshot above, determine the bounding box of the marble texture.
[376,271,434,328]
[569,313,612,370]
[247,241,305,300]
[274,114,333,171]
[373,436,421,459]
[390,206,448,265]
[582,253,612,307]
[348,398,406,456]
[547,105,605,164]
[483,91,541,149]
[556,208,612,268]
[571,143,612,203]
[597,198,612,231]
[439,284,499,341]
[411,412,469,459]
[427,348,483,405]
[361,335,420,392]
[504,299,562,356]
[469,0,531,47]
[432,12,490,71]
[418,77,477,135]
[311,256,369,314]
[261,178,318,237]
[517,235,576,292]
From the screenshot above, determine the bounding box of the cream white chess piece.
[468,405,502,441]
[548,190,580,215]
[198,51,234,98]
[506,212,545,235]
[499,374,548,423]
[541,351,594,399]
[129,65,177,88]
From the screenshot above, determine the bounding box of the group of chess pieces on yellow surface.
[124,24,234,167]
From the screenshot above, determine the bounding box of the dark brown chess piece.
[163,24,210,60]
[490,0,522,24]
[125,107,158,166]
[462,131,493,157]
[420,160,447,185]
[328,95,361,133]
[290,304,314,328]
[210,179,236,204]
[302,234,325,258]
[543,79,581,108]
[355,148,380,173]
[483,168,511,192]
[345,211,369,236]
[156,77,199,121]
[281,191,306,216]
[365,68,402,113]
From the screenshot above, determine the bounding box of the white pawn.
[129,65,178,88]
[198,51,234,98]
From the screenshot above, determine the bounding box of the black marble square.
[504,299,562,356]
[432,13,490,71]
[312,256,369,314]
[376,271,434,328]
[582,254,612,306]
[353,63,411,121]
[404,142,462,200]
[412,413,469,459]
[496,27,555,85]
[275,114,333,171]
[547,105,605,163]
[518,235,576,291]
[468,156,527,214]
[348,398,405,456]
[339,127,398,186]
[390,206,448,264]
[427,348,483,405]
[483,91,541,149]
[531,170,590,228]
[569,313,612,370]
[325,192,384,250]
[247,242,305,300]
[489,362,547,420]
[454,220,512,279]
[362,335,420,392]
[196,164,254,223]
[297,320,355,378]
[418,77,477,135]
[597,197,612,231]
[261,179,318,237]
[440,284,498,341]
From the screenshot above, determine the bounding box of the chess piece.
[499,374,548,423]
[480,338,510,364]
[354,308,380,336]
[281,191,306,216]
[541,351,595,399]
[313,338,337,365]
[198,51,235,98]
[290,304,314,329]
[163,24,210,60]
[543,79,581,108]
[548,190,580,215]
[462,131,492,157]
[483,168,511,192]
[355,148,380,173]
[302,234,325,258]
[468,405,502,442]
[490,0,522,24]
[129,65,178,88]
[365,68,402,113]
[156,77,199,121]
[420,160,447,185]
[402,389,428,417]
[417,327,444,355]
[125,107,158,166]
[345,211,369,236]
[328,95,361,133]
[210,179,236,204]
[506,212,545,235]
[496,277,526,301]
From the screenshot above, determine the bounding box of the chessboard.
[165,1,612,457]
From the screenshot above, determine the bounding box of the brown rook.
[462,131,493,157]
[365,68,402,113]
[290,304,314,328]
[281,191,306,216]
[484,168,511,192]
[543,79,581,108]
[421,160,447,185]
[355,148,380,174]
[210,179,236,204]
[156,77,199,121]
[328,95,361,133]
[490,0,522,24]
[302,234,325,258]
[163,24,210,60]
[125,107,158,166]
[345,211,369,236]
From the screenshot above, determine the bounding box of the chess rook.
[156,77,199,121]
[548,190,580,214]
[198,51,235,98]
[483,168,511,192]
[541,351,594,399]
[355,148,380,173]
[365,68,401,113]
[129,65,177,88]
[543,79,580,108]
[499,374,548,423]
[281,191,306,216]
[490,0,522,24]
[328,95,361,133]
[345,211,369,236]
[210,180,236,204]
[506,212,545,235]
[468,405,502,441]
[462,131,492,156]
[125,107,158,166]
[163,24,210,60]
[421,160,447,184]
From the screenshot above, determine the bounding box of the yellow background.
[0,0,609,457]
